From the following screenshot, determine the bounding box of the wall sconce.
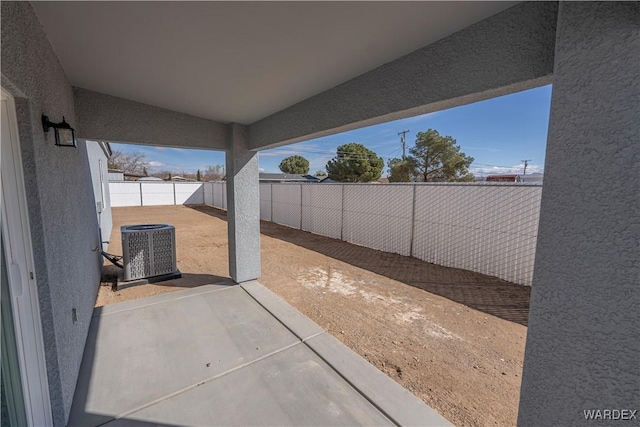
[42,115,77,148]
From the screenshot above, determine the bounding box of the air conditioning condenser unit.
[121,224,180,281]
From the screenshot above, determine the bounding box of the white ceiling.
[33,2,516,124]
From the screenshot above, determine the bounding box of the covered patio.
[1,1,636,426]
[68,282,449,426]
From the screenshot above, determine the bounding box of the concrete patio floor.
[69,281,451,426]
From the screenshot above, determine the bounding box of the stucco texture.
[519,2,640,425]
[249,1,558,150]
[2,2,104,425]
[226,124,261,282]
[74,87,229,151]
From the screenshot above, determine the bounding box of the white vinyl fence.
[206,181,227,210]
[253,182,542,286]
[112,181,542,286]
[109,181,205,207]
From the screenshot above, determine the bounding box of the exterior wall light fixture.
[42,115,77,147]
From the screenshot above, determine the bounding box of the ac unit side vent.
[122,224,178,281]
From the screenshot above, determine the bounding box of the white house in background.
[520,173,544,183]
[107,169,124,181]
[86,141,113,250]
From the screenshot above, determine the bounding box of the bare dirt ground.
[98,205,530,427]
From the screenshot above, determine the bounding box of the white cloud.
[470,164,544,176]
[148,161,165,168]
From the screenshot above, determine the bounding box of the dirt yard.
[98,205,530,427]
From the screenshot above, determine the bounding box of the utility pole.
[398,130,410,159]
[521,159,532,176]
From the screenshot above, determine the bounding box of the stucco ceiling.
[33,2,517,124]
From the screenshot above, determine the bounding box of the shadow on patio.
[190,205,531,327]
[101,264,229,290]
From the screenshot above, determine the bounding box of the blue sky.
[112,84,552,177]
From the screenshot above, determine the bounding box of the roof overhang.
[33,1,518,124]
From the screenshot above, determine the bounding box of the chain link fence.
[115,181,542,286]
[246,182,541,286]
[412,184,541,286]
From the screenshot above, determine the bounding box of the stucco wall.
[74,87,229,150]
[85,141,113,250]
[519,2,640,424]
[249,1,557,149]
[1,2,104,425]
[226,124,261,283]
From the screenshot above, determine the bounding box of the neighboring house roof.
[520,173,544,182]
[259,173,320,182]
[320,177,338,183]
[486,174,521,182]
[169,176,196,182]
[123,172,145,178]
[138,177,163,181]
[108,168,123,173]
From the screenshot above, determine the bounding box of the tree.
[279,155,309,174]
[387,158,414,182]
[196,170,202,182]
[108,150,150,175]
[326,143,384,183]
[142,167,148,177]
[203,164,225,181]
[149,170,172,180]
[314,170,327,177]
[408,129,474,182]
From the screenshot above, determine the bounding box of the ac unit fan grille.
[151,229,174,275]
[122,224,178,281]
[128,232,151,279]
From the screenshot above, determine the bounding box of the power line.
[266,146,391,156]
[263,139,406,158]
[263,146,400,160]
[398,130,410,159]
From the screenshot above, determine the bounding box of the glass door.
[1,236,27,426]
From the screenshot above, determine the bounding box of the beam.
[74,87,229,150]
[249,1,557,150]
[518,2,639,424]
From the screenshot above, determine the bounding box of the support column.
[226,123,260,283]
[519,2,639,425]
